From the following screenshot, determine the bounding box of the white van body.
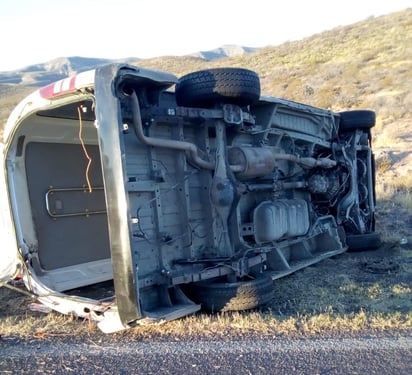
[1,64,379,332]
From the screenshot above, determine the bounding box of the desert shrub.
[375,154,392,174]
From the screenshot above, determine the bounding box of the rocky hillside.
[1,8,411,154]
[138,10,411,140]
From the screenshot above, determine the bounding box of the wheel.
[188,274,274,312]
[346,232,381,252]
[339,110,376,131]
[175,68,261,108]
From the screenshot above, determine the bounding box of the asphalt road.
[0,335,411,374]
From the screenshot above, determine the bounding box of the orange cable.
[78,106,93,193]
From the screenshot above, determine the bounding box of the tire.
[371,153,377,208]
[346,232,381,252]
[189,274,274,312]
[175,68,261,108]
[339,110,376,131]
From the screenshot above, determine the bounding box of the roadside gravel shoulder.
[1,331,411,375]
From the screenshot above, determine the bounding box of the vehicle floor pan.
[25,142,110,270]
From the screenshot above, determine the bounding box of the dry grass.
[395,192,412,210]
[0,84,34,133]
[376,175,412,202]
[375,200,412,246]
[375,154,393,175]
[121,310,411,339]
[1,233,411,340]
[374,128,402,149]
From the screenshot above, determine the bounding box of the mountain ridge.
[0,45,257,86]
[0,56,140,86]
[188,44,258,61]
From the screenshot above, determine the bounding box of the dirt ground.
[269,240,411,318]
[1,236,410,339]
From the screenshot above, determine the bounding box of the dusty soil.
[269,241,412,318]
[1,237,410,340]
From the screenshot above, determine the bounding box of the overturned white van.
[0,64,380,332]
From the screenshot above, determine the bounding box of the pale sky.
[0,0,410,72]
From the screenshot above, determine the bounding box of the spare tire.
[175,68,261,108]
[188,274,274,313]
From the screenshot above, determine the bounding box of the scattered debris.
[362,260,400,274]
[29,303,52,314]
